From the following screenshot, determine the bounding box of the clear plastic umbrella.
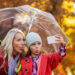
[0,5,69,52]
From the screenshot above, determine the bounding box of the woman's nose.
[21,40,25,45]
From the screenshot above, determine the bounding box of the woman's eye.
[17,39,21,41]
[23,38,25,41]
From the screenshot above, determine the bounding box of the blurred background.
[0,0,75,75]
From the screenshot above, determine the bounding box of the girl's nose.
[35,45,39,48]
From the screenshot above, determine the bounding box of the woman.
[0,28,25,75]
[18,32,66,75]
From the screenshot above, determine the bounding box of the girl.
[18,32,66,75]
[0,28,25,75]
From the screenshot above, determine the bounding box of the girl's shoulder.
[41,53,50,57]
[20,56,32,64]
[41,52,57,58]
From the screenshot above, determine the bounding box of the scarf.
[8,54,20,75]
[30,54,40,75]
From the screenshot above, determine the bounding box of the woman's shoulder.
[0,53,3,59]
[0,54,3,66]
[0,46,4,59]
[0,52,8,67]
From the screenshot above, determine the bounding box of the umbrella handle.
[28,12,37,33]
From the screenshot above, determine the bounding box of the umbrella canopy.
[0,5,69,52]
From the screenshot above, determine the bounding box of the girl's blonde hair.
[0,28,24,68]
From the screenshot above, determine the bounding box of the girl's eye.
[32,43,36,46]
[38,42,41,45]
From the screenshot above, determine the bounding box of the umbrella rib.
[0,8,15,11]
[37,17,50,22]
[15,8,27,14]
[38,22,51,35]
[41,22,52,32]
[0,17,14,23]
[36,24,50,35]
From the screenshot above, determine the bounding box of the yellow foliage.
[66,67,72,75]
[31,2,36,7]
[3,2,7,6]
[49,5,53,9]
[25,0,29,2]
[65,28,74,36]
[41,1,46,4]
[40,5,47,11]
[56,64,66,75]
[61,1,75,13]
[37,3,40,5]
[62,16,75,27]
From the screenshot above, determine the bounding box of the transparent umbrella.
[0,5,69,53]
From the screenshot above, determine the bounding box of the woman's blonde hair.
[0,28,25,68]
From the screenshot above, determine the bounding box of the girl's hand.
[55,34,65,45]
[55,34,66,56]
[47,34,65,45]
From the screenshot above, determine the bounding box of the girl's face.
[12,32,25,56]
[30,41,42,57]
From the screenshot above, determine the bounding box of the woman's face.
[30,41,42,57]
[12,32,25,56]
